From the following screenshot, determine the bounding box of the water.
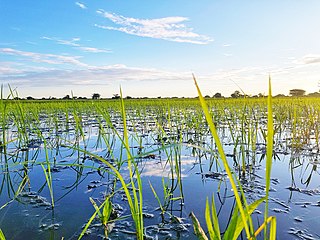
[1,111,320,240]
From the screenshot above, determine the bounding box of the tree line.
[15,88,320,100]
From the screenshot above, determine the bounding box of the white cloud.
[0,48,88,67]
[95,10,213,44]
[0,62,192,88]
[294,54,320,65]
[41,36,111,53]
[75,2,87,9]
[1,48,319,98]
[78,46,110,53]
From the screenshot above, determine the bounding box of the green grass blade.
[119,87,144,239]
[193,74,250,238]
[231,197,266,240]
[269,216,277,240]
[251,216,276,240]
[102,197,112,225]
[40,164,54,208]
[89,197,103,220]
[78,200,102,239]
[223,203,239,240]
[149,181,164,213]
[0,229,6,240]
[205,196,221,240]
[189,212,209,240]
[264,76,274,238]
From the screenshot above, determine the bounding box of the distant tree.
[126,96,133,99]
[275,94,286,98]
[307,92,320,97]
[112,94,120,99]
[92,93,101,100]
[289,89,305,97]
[62,95,71,100]
[258,93,265,98]
[213,92,222,98]
[231,90,241,98]
[204,95,211,98]
[26,96,34,100]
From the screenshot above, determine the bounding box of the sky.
[1,0,320,98]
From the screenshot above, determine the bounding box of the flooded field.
[1,96,320,239]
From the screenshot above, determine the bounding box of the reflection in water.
[0,105,320,239]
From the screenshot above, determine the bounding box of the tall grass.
[5,80,320,239]
[190,75,276,239]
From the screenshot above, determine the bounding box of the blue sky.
[1,0,320,98]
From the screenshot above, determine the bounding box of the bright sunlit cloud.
[95,10,213,44]
[75,2,87,9]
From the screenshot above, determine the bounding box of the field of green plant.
[1,82,320,240]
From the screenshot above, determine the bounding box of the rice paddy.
[1,83,320,239]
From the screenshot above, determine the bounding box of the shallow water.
[1,109,320,240]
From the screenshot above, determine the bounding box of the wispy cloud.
[0,48,88,67]
[0,62,191,88]
[41,36,111,53]
[294,54,320,64]
[95,10,213,44]
[41,36,80,47]
[75,2,87,9]
[78,46,109,53]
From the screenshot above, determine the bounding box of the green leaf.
[223,203,239,240]
[193,74,250,238]
[189,212,209,240]
[232,197,266,240]
[78,199,102,240]
[0,229,6,240]
[264,76,274,239]
[205,196,221,240]
[89,197,103,220]
[269,217,277,240]
[102,197,112,225]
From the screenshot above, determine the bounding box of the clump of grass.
[78,88,144,240]
[190,75,276,239]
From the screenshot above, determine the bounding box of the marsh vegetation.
[0,82,320,239]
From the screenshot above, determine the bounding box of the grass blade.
[193,74,251,238]
[264,76,274,238]
[205,196,221,240]
[189,212,209,240]
[0,229,5,240]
